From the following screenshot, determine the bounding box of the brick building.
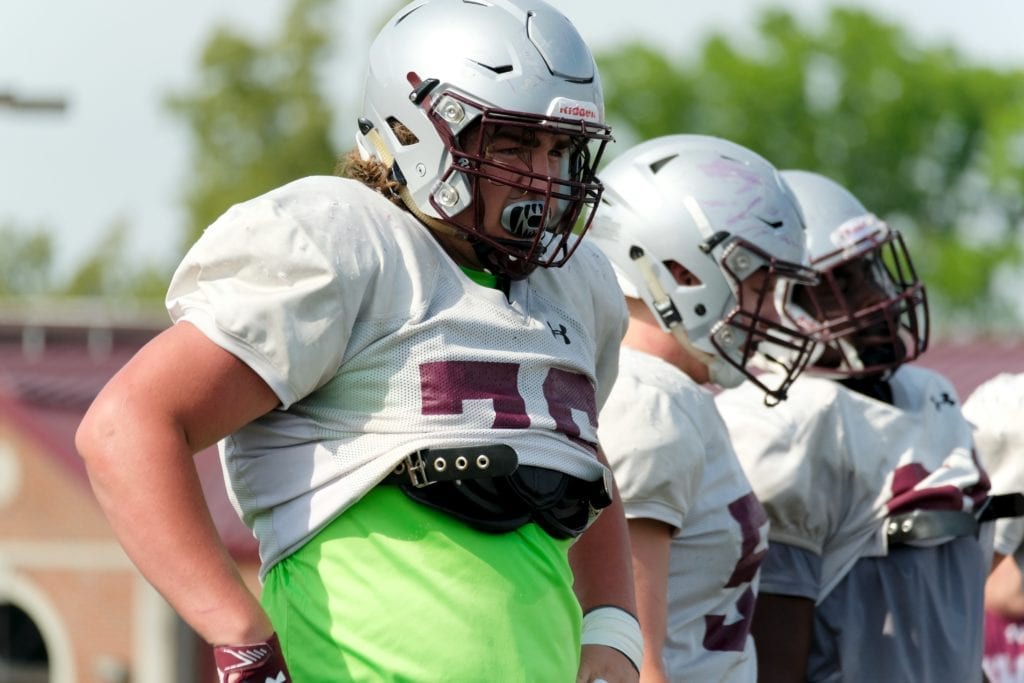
[0,302,257,683]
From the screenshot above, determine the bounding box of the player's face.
[471,125,574,241]
[797,254,909,369]
[738,268,781,328]
[807,257,878,319]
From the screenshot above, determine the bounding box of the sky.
[2,0,1022,279]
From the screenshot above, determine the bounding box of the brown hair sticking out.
[335,119,419,208]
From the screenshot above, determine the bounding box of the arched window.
[0,602,48,682]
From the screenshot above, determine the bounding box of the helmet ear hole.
[386,118,419,145]
[663,260,701,287]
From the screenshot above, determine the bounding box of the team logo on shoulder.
[929,392,957,410]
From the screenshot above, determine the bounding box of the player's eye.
[489,144,526,158]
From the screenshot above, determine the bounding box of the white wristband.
[580,606,643,672]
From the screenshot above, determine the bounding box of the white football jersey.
[716,365,988,601]
[167,176,628,574]
[963,372,1024,557]
[599,347,767,682]
[718,366,991,681]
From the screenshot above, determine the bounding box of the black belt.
[383,445,612,539]
[886,509,978,546]
[886,493,1024,546]
[384,445,519,487]
[977,493,1024,522]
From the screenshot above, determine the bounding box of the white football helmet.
[780,170,928,378]
[589,134,818,402]
[358,0,613,279]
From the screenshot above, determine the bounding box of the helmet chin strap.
[629,245,731,379]
[707,356,747,389]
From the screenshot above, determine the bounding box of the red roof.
[0,320,258,561]
[914,336,1024,400]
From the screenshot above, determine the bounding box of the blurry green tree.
[0,225,53,296]
[7,3,1023,333]
[61,219,168,299]
[598,8,1024,333]
[0,218,176,301]
[165,0,339,248]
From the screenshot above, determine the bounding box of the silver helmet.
[589,134,818,402]
[358,0,613,279]
[780,170,929,379]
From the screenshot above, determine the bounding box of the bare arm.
[571,447,640,683]
[628,517,673,683]
[751,592,815,683]
[76,321,280,645]
[986,553,1024,619]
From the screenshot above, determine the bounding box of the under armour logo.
[930,392,957,409]
[547,321,571,344]
[223,646,271,670]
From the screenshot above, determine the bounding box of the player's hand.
[213,632,292,683]
[577,643,640,683]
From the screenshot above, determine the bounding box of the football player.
[589,134,819,681]
[962,372,1024,683]
[716,169,992,682]
[76,1,642,680]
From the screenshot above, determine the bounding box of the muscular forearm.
[76,323,280,645]
[78,406,271,644]
[570,490,637,613]
[628,517,673,683]
[570,446,637,613]
[570,449,641,681]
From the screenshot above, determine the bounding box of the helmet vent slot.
[649,154,678,174]
[472,61,514,75]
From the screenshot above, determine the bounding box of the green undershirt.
[459,265,499,289]
[261,469,580,680]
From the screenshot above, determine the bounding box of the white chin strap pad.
[708,355,746,388]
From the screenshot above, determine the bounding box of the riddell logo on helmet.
[830,215,881,248]
[559,104,597,118]
[549,98,600,121]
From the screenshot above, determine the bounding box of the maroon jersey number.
[703,492,768,652]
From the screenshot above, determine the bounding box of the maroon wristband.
[213,632,291,683]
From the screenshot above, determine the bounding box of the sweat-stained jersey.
[598,347,768,682]
[166,175,629,576]
[716,365,991,683]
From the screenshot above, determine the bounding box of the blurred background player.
[589,134,819,681]
[963,372,1024,683]
[716,169,992,682]
[75,1,643,681]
